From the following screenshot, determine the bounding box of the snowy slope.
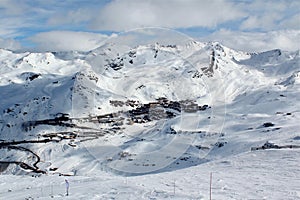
[0,41,300,199]
[0,149,299,199]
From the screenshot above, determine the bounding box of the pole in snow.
[173,180,176,195]
[65,179,69,196]
[210,172,212,200]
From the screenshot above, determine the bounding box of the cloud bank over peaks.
[202,29,300,52]
[0,38,21,51]
[29,31,108,52]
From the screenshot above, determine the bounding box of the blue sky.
[0,0,299,52]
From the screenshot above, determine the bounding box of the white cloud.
[29,31,108,52]
[240,14,280,31]
[89,0,245,31]
[0,0,98,38]
[0,0,29,16]
[239,0,300,31]
[47,8,93,26]
[25,28,300,53]
[0,0,30,37]
[201,29,300,52]
[279,13,300,30]
[0,37,21,50]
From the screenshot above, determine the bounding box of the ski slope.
[0,149,299,199]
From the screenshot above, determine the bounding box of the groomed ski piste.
[0,34,299,199]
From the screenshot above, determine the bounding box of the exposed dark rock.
[263,122,275,127]
[293,136,300,140]
[215,141,227,148]
[105,58,124,71]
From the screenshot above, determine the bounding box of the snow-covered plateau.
[0,40,299,199]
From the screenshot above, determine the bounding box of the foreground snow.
[1,149,299,199]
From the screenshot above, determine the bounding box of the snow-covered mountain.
[0,41,300,198]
